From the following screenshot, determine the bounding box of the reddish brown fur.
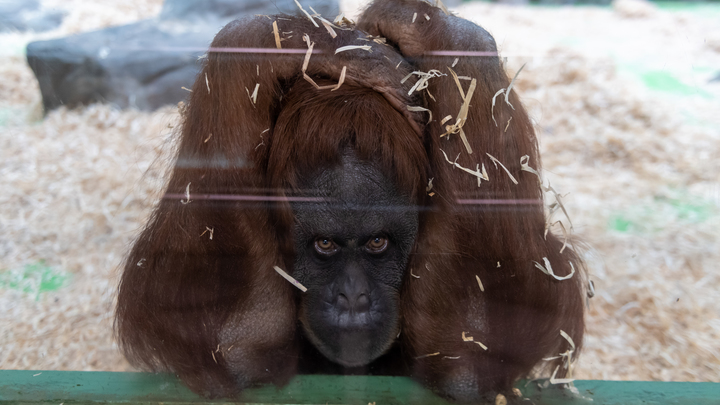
[357,1,586,398]
[116,0,585,401]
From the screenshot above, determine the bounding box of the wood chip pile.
[1,0,719,382]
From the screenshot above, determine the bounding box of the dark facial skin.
[291,152,419,368]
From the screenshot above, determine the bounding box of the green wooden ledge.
[1,371,719,405]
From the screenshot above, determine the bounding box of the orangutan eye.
[366,236,388,253]
[314,238,337,255]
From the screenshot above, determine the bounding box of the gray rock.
[0,0,64,32]
[533,0,611,4]
[159,0,339,20]
[26,0,340,113]
[27,20,212,111]
[495,0,530,5]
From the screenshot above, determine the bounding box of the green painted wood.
[1,371,445,405]
[1,371,719,404]
[522,379,720,405]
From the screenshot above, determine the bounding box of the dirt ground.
[1,0,719,383]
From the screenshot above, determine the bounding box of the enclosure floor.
[1,0,719,383]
